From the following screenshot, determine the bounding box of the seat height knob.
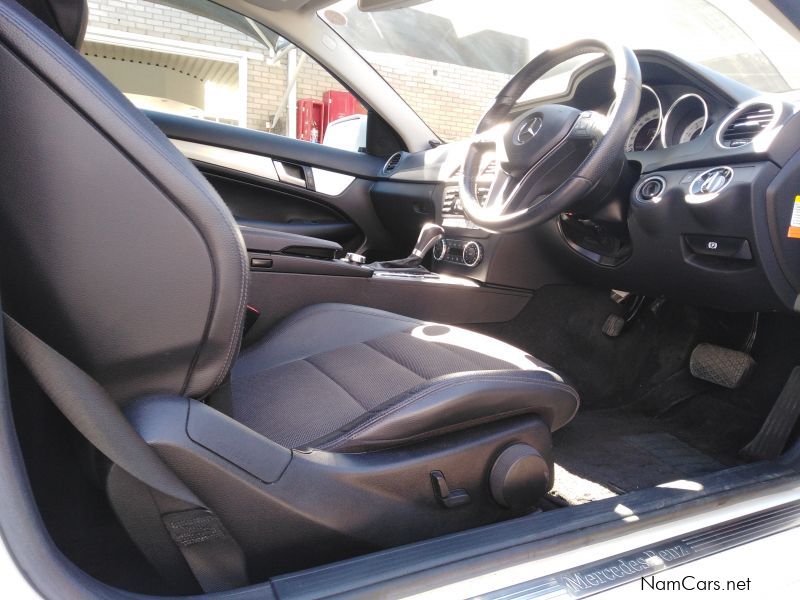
[489,444,550,509]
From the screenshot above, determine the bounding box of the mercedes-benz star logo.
[516,116,543,144]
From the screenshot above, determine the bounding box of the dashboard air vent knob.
[689,167,734,197]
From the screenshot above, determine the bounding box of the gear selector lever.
[371,223,445,270]
[410,223,446,262]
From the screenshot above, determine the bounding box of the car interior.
[2,0,800,597]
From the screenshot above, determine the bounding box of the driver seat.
[216,303,576,453]
[0,0,578,587]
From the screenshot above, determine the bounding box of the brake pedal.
[689,343,755,389]
[741,367,800,461]
[602,314,625,337]
[602,292,645,338]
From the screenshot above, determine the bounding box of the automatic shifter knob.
[368,222,445,270]
[412,223,445,259]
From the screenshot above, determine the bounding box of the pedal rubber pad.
[602,314,625,337]
[741,366,800,460]
[689,343,755,389]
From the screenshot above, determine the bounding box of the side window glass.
[83,0,367,152]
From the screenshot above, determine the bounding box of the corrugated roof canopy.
[82,40,239,86]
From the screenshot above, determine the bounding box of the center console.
[433,237,485,268]
[433,181,492,276]
[238,221,531,344]
[431,180,573,291]
[434,181,488,269]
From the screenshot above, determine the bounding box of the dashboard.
[375,50,800,314]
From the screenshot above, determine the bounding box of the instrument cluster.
[621,85,715,153]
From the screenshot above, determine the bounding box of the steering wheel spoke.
[484,167,517,212]
[461,124,512,215]
[568,110,609,142]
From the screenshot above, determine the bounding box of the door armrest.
[239,222,342,259]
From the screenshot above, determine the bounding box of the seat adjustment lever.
[430,470,471,508]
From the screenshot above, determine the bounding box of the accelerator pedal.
[689,343,755,389]
[741,367,800,461]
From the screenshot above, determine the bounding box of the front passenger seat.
[0,0,579,587]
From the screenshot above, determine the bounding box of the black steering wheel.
[459,39,641,233]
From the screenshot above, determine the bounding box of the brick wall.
[366,51,511,141]
[86,0,505,141]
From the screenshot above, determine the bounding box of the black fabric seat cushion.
[212,304,578,451]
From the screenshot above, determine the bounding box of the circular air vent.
[383,152,404,174]
[716,100,780,149]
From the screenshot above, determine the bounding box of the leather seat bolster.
[312,370,579,453]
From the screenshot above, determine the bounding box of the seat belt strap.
[3,314,247,592]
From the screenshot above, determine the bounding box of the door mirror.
[322,114,368,153]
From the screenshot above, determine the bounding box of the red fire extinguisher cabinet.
[296,98,323,142]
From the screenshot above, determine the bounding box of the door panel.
[204,171,361,248]
[148,111,400,256]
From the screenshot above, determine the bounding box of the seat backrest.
[0,0,249,403]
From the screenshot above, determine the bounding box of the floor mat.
[550,410,728,504]
[549,464,617,505]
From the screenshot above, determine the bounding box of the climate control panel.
[433,238,484,267]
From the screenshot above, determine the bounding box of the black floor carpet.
[479,285,800,504]
[550,410,727,503]
[477,285,754,410]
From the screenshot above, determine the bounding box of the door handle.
[274,161,308,188]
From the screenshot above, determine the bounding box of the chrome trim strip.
[372,272,480,286]
[311,168,355,196]
[172,139,356,196]
[661,93,709,148]
[640,84,663,151]
[170,139,279,181]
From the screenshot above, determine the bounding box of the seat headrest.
[16,0,88,49]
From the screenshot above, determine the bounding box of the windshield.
[320,0,800,141]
